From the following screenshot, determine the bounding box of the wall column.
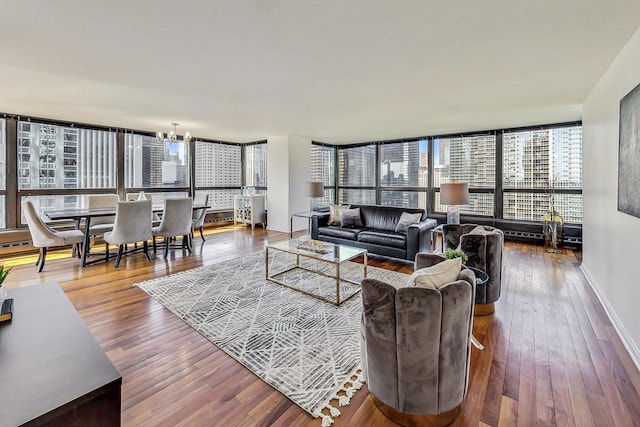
[266,135,312,233]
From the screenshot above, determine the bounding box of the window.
[433,135,496,216]
[379,140,428,208]
[195,141,242,210]
[18,123,117,190]
[338,144,376,204]
[310,144,336,206]
[17,121,117,220]
[503,126,582,222]
[244,143,267,189]
[0,119,5,228]
[125,133,189,189]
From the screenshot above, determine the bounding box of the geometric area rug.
[135,250,409,426]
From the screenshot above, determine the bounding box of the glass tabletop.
[268,238,367,263]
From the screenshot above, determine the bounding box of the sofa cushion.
[407,257,462,289]
[318,226,361,240]
[394,212,423,234]
[328,203,350,226]
[357,230,407,249]
[340,208,363,227]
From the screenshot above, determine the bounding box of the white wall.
[266,135,312,232]
[582,26,640,366]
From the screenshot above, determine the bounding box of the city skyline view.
[0,118,582,228]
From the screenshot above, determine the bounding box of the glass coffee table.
[265,238,368,305]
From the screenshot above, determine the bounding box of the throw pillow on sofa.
[328,204,350,226]
[339,208,363,228]
[407,257,462,289]
[394,212,423,233]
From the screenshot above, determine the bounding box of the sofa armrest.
[406,218,438,261]
[311,213,330,239]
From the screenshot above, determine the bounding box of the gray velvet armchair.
[360,253,475,425]
[442,224,504,315]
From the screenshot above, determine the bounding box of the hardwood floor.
[4,226,640,426]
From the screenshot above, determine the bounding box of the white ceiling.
[0,1,639,144]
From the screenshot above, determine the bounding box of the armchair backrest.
[442,224,504,305]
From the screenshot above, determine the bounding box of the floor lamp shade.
[305,181,325,212]
[440,182,469,224]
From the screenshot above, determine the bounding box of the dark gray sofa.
[310,205,437,260]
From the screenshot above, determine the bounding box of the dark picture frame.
[618,82,640,218]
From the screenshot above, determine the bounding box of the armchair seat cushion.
[357,230,407,249]
[317,226,361,240]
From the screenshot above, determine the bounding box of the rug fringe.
[314,367,366,425]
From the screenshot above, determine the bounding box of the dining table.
[45,204,210,267]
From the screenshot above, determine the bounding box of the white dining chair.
[85,194,119,251]
[22,200,85,272]
[191,193,210,242]
[104,200,153,267]
[152,197,194,258]
[127,192,161,226]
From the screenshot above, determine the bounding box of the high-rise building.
[502,126,582,222]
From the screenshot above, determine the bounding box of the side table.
[289,211,329,237]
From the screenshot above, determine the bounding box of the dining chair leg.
[143,241,152,261]
[36,247,47,273]
[105,243,110,261]
[164,238,170,259]
[184,235,192,254]
[152,235,157,253]
[199,226,205,241]
[114,245,124,268]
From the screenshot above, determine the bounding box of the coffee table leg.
[336,262,341,305]
[364,252,368,278]
[265,247,269,278]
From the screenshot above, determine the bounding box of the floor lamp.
[305,181,325,213]
[440,182,469,224]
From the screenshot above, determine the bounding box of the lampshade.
[440,182,469,206]
[304,181,325,198]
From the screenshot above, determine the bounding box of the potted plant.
[443,247,468,264]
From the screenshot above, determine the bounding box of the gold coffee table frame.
[265,239,367,306]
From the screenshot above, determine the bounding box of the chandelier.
[156,122,192,143]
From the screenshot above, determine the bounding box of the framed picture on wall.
[618,81,640,218]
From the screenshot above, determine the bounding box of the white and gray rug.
[135,249,409,426]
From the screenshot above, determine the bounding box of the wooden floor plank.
[4,226,640,426]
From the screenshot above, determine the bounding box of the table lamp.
[305,181,325,212]
[440,182,469,224]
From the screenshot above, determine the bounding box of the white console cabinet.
[234,195,266,229]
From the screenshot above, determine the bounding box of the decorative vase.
[543,210,564,253]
